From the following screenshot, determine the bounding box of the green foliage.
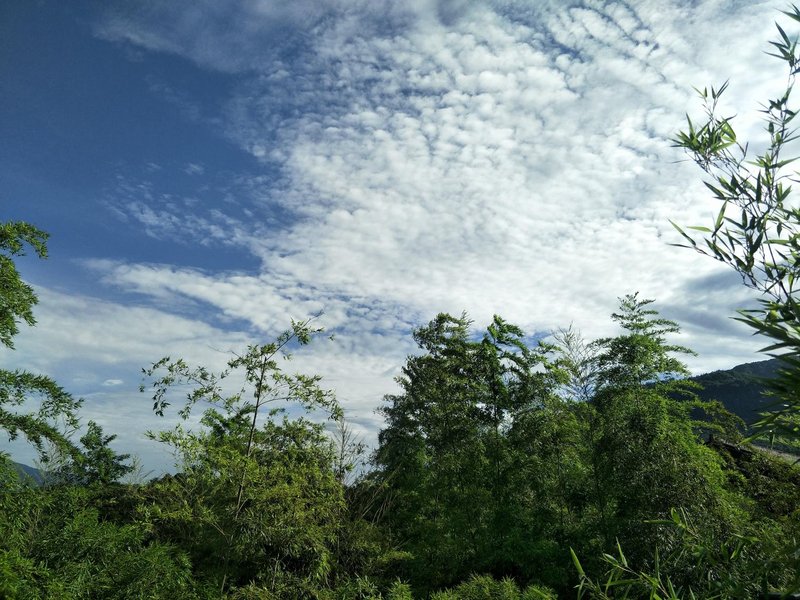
[0,221,48,350]
[571,296,746,587]
[502,392,587,588]
[53,420,134,486]
[672,9,800,593]
[0,548,43,600]
[673,5,800,442]
[572,543,688,600]
[594,293,695,394]
[141,321,344,595]
[0,369,82,457]
[0,455,45,599]
[0,458,195,599]
[142,319,339,421]
[144,414,344,592]
[430,575,555,600]
[374,298,763,596]
[375,313,561,593]
[385,581,414,600]
[1,210,797,598]
[33,504,194,599]
[0,220,81,465]
[574,502,798,600]
[712,436,800,517]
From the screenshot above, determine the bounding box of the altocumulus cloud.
[4,0,791,471]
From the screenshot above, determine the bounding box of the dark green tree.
[585,295,738,575]
[374,313,560,593]
[0,221,48,349]
[53,420,134,486]
[503,390,586,590]
[0,221,81,462]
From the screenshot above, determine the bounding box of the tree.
[52,420,134,486]
[0,221,81,460]
[571,295,744,589]
[375,313,488,590]
[332,413,366,486]
[672,6,800,442]
[552,325,599,403]
[374,313,560,593]
[140,320,344,594]
[503,387,587,590]
[593,293,695,395]
[0,221,48,349]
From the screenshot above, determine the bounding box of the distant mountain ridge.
[691,358,781,426]
[12,461,44,485]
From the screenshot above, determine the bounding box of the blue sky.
[1,0,790,472]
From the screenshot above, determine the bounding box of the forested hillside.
[11,461,43,485]
[692,359,780,426]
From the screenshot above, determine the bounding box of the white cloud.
[97,0,790,369]
[184,162,205,176]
